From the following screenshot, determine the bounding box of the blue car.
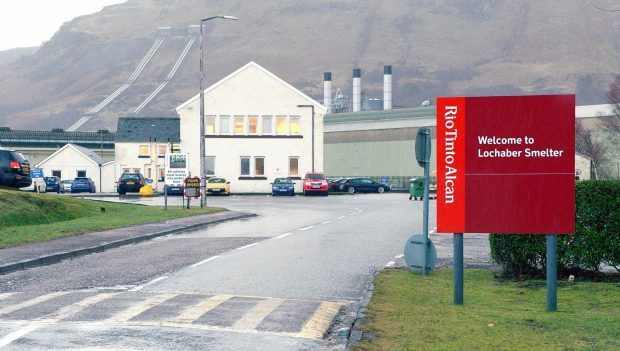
[44,176,61,193]
[271,177,295,196]
[71,177,96,193]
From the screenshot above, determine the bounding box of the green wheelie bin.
[409,178,426,200]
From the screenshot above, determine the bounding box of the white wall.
[37,146,104,192]
[178,63,325,193]
[115,142,168,192]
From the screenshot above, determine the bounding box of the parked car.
[71,177,96,193]
[302,172,329,196]
[327,177,347,192]
[44,176,61,193]
[206,177,230,195]
[0,148,32,188]
[340,177,391,194]
[271,177,295,196]
[59,179,73,193]
[117,173,146,195]
[21,168,46,193]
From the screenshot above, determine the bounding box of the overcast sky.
[0,0,127,51]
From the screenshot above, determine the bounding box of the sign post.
[184,176,201,209]
[436,95,575,310]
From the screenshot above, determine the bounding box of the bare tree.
[576,121,607,179]
[601,75,620,148]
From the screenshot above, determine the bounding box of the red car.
[302,172,329,196]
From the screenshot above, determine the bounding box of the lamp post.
[199,15,238,208]
[297,104,315,172]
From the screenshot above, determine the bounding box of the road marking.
[129,276,168,292]
[385,261,395,267]
[0,323,41,348]
[106,293,177,322]
[190,256,220,267]
[173,294,233,324]
[237,243,259,250]
[40,293,119,322]
[232,298,285,330]
[395,254,404,259]
[0,292,69,316]
[321,221,332,225]
[0,293,14,301]
[357,210,364,214]
[299,225,315,231]
[273,233,292,240]
[336,216,346,220]
[299,301,342,339]
[348,212,358,216]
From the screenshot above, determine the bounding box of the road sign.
[184,176,201,199]
[415,127,431,167]
[404,234,437,274]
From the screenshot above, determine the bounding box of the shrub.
[490,180,620,277]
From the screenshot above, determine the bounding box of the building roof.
[37,143,105,167]
[0,128,114,149]
[324,107,436,124]
[176,61,327,112]
[115,117,180,143]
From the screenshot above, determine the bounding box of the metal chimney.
[323,72,332,113]
[352,68,361,112]
[383,65,392,110]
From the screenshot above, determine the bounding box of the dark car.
[327,177,347,192]
[117,173,145,195]
[271,177,295,196]
[44,176,61,193]
[340,177,391,194]
[71,177,96,193]
[0,149,32,188]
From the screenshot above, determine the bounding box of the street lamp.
[199,15,238,208]
[297,104,315,172]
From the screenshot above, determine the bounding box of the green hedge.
[490,180,620,277]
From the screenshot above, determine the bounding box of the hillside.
[0,0,619,131]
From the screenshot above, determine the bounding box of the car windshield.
[61,180,72,184]
[121,174,141,181]
[306,173,325,180]
[274,178,292,184]
[74,178,90,183]
[208,178,226,183]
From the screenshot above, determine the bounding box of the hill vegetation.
[0,0,619,131]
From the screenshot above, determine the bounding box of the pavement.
[0,210,255,275]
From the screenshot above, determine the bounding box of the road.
[0,193,492,350]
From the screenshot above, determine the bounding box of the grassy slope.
[353,269,619,351]
[0,188,224,248]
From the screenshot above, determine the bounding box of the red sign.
[437,95,575,234]
[184,176,201,198]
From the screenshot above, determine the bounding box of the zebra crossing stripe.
[39,293,120,322]
[0,292,69,317]
[299,301,342,339]
[173,294,233,324]
[106,293,177,322]
[232,298,285,330]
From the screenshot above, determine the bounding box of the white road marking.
[273,233,292,240]
[0,323,41,348]
[106,293,177,322]
[348,213,358,216]
[237,243,259,250]
[40,293,120,322]
[174,295,233,324]
[0,293,14,301]
[190,256,220,268]
[129,276,168,292]
[385,261,395,267]
[321,221,332,225]
[299,225,315,231]
[0,292,69,316]
[395,254,404,259]
[336,216,346,220]
[232,298,285,330]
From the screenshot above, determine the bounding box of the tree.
[602,74,620,147]
[576,121,607,179]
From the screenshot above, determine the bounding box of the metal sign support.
[454,233,464,304]
[546,234,557,311]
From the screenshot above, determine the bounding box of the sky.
[0,0,127,51]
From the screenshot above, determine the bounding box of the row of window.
[50,170,88,178]
[138,144,168,157]
[205,115,301,136]
[205,156,300,177]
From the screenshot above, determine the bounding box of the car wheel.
[119,191,125,195]
[348,187,355,194]
[377,186,385,194]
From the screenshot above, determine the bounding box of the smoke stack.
[323,72,332,113]
[352,68,361,112]
[383,65,392,110]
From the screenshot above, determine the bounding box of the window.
[255,157,265,176]
[234,116,244,135]
[289,157,299,177]
[52,170,61,178]
[123,168,130,173]
[262,116,272,135]
[220,116,230,134]
[240,157,250,176]
[158,144,167,155]
[159,168,165,181]
[206,116,216,134]
[206,157,215,176]
[133,168,141,173]
[276,116,287,135]
[139,145,149,156]
[290,116,301,135]
[248,116,258,134]
[77,170,86,177]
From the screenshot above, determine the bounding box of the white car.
[21,175,46,193]
[60,179,73,193]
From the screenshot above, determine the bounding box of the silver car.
[59,179,73,193]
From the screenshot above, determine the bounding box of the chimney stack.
[383,65,392,110]
[352,68,361,112]
[323,72,332,113]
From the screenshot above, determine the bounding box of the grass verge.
[352,269,619,351]
[0,188,225,248]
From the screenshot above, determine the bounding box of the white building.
[36,143,115,192]
[176,61,326,193]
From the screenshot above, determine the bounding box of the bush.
[490,180,620,277]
